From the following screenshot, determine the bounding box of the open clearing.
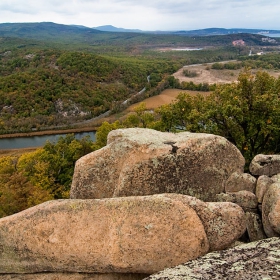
[173,62,280,85]
[127,89,209,111]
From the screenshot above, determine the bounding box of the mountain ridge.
[0,22,280,37]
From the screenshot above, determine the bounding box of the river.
[0,131,96,150]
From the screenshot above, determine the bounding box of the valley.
[1,21,280,219]
[1,22,280,143]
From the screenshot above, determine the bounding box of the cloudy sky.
[0,0,279,31]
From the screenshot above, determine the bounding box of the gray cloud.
[0,0,279,30]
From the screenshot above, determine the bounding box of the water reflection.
[0,131,96,150]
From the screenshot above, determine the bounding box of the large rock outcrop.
[0,195,210,274]
[3,128,278,279]
[144,237,280,280]
[71,128,245,201]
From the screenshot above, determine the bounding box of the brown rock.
[0,273,148,280]
[0,195,209,274]
[225,172,256,193]
[256,175,274,203]
[245,212,266,242]
[144,237,280,280]
[71,128,245,201]
[272,173,280,182]
[262,182,280,237]
[216,191,258,211]
[250,154,280,176]
[161,194,246,251]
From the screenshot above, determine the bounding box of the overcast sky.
[0,0,279,31]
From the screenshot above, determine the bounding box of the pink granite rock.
[225,172,256,193]
[262,182,280,237]
[160,194,246,251]
[0,195,209,274]
[250,154,280,176]
[71,128,245,202]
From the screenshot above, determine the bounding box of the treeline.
[211,53,280,70]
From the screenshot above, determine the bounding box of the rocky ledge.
[144,237,280,280]
[0,128,280,279]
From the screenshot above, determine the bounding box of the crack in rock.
[164,141,179,154]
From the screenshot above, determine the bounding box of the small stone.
[256,175,274,203]
[262,182,280,237]
[216,190,258,210]
[245,212,266,242]
[250,154,280,176]
[225,172,256,193]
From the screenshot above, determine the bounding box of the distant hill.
[93,25,142,33]
[172,28,280,36]
[0,21,279,134]
[1,22,280,39]
[92,25,280,37]
[0,22,101,41]
[0,22,278,50]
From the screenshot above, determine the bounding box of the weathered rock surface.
[216,190,258,211]
[256,175,275,203]
[225,172,256,193]
[250,154,280,176]
[0,273,148,280]
[160,194,246,251]
[245,212,266,242]
[0,195,209,274]
[144,237,280,280]
[262,182,280,237]
[71,128,245,201]
[272,173,280,182]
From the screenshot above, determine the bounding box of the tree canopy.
[156,69,280,165]
[0,134,95,217]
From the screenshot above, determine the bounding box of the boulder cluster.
[0,128,279,279]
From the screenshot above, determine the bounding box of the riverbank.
[0,126,98,139]
[0,147,38,157]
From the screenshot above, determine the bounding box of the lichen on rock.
[71,128,245,202]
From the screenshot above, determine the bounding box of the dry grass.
[0,147,37,158]
[173,63,280,85]
[126,89,210,111]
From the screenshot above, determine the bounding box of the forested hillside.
[0,22,279,135]
[0,46,179,133]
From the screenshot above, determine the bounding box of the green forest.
[0,49,176,133]
[1,23,280,217]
